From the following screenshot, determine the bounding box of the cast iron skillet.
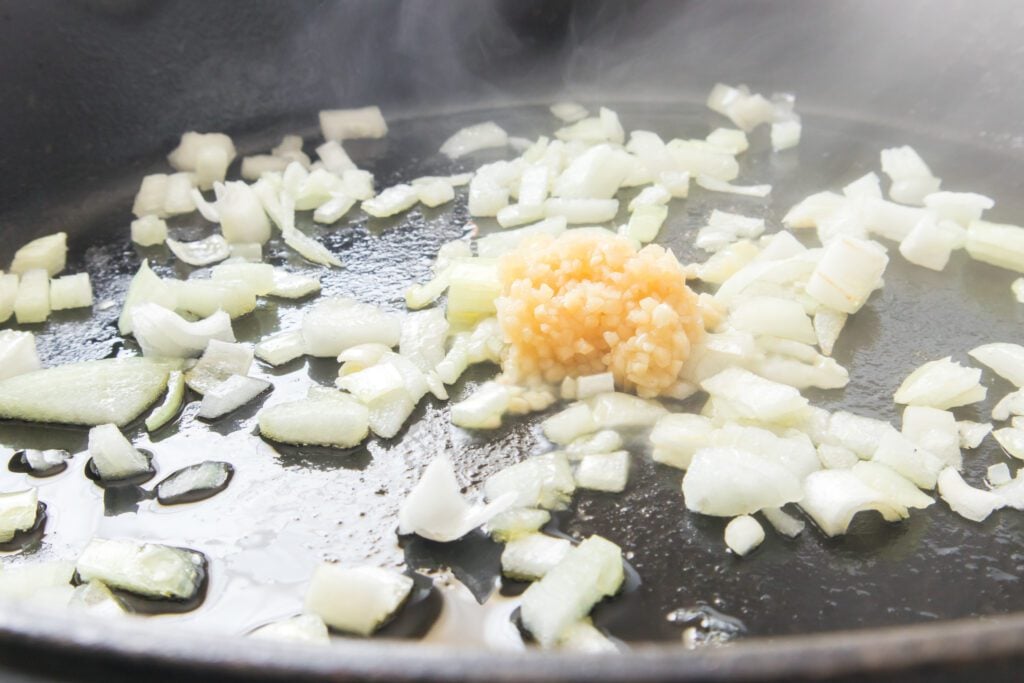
[3,2,1024,681]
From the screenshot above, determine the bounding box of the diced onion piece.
[210,262,275,296]
[701,367,809,424]
[399,308,448,373]
[965,219,1024,273]
[319,106,387,141]
[696,210,765,252]
[415,179,455,209]
[851,461,934,509]
[0,489,38,542]
[301,298,400,358]
[77,538,202,600]
[185,340,254,394]
[805,236,888,314]
[901,405,961,468]
[992,390,1024,421]
[706,128,749,154]
[696,175,771,197]
[163,172,196,215]
[269,270,321,299]
[993,428,1024,460]
[880,146,940,205]
[683,447,802,517]
[574,451,629,493]
[553,145,630,200]
[166,235,230,267]
[250,614,329,644]
[706,83,775,131]
[171,279,255,319]
[0,357,175,427]
[502,533,573,581]
[398,454,512,542]
[724,515,764,556]
[544,198,619,224]
[282,228,341,268]
[898,214,954,271]
[588,392,667,429]
[451,382,510,430]
[783,191,846,229]
[968,343,1024,388]
[800,469,907,537]
[987,463,1012,487]
[337,363,405,403]
[132,174,169,218]
[818,443,856,470]
[156,461,233,503]
[305,564,410,636]
[258,391,369,448]
[957,420,992,449]
[937,467,1003,522]
[894,356,985,409]
[520,535,623,647]
[132,304,235,358]
[484,452,575,510]
[88,423,151,480]
[542,402,598,445]
[255,331,306,367]
[439,122,508,159]
[118,260,177,335]
[131,215,168,247]
[14,269,49,324]
[315,140,355,175]
[145,370,184,432]
[566,430,623,460]
[628,184,672,212]
[214,181,271,244]
[550,102,588,123]
[574,372,614,400]
[476,217,567,258]
[198,375,271,420]
[69,581,126,617]
[826,411,891,459]
[923,191,994,227]
[487,508,550,542]
[497,204,545,229]
[711,424,819,479]
[446,260,501,326]
[240,155,289,180]
[361,184,418,218]
[626,204,668,243]
[771,119,802,151]
[0,331,40,381]
[650,414,714,470]
[729,296,815,344]
[872,428,944,490]
[812,308,846,356]
[762,507,805,538]
[47,273,92,311]
[167,132,235,184]
[468,176,510,217]
[694,240,760,285]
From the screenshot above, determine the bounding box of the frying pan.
[2,0,1024,680]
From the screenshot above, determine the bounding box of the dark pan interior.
[3,1,1024,681]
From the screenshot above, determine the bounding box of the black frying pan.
[2,1,1024,681]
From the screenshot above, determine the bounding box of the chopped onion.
[361,184,418,218]
[484,452,575,510]
[156,461,233,504]
[76,538,203,600]
[319,106,388,141]
[171,279,255,319]
[131,215,168,247]
[968,343,1024,388]
[712,424,819,479]
[701,367,809,424]
[240,155,289,180]
[269,269,321,299]
[542,402,598,445]
[162,172,197,214]
[88,423,151,480]
[696,175,771,197]
[923,191,994,227]
[880,146,941,205]
[282,227,341,268]
[519,535,623,648]
[650,413,714,470]
[415,179,455,209]
[696,211,765,252]
[993,428,1024,460]
[446,260,501,326]
[783,191,847,229]
[987,463,1012,487]
[69,581,126,617]
[468,175,510,217]
[762,507,805,538]
[894,356,985,409]
[487,508,551,542]
[440,122,508,159]
[0,357,175,427]
[901,406,961,470]
[199,375,271,419]
[250,614,329,644]
[826,411,893,459]
[553,145,630,200]
[145,370,184,432]
[993,390,1024,421]
[566,430,623,459]
[132,174,169,218]
[22,448,69,474]
[588,392,667,428]
[0,273,17,323]
[167,132,236,189]
[497,203,545,228]
[398,308,448,373]
[872,428,944,490]
[724,515,764,556]
[706,83,775,132]
[683,447,803,517]
[0,489,38,542]
[252,331,305,367]
[501,533,573,581]
[805,236,888,314]
[957,420,993,449]
[118,260,177,334]
[574,451,629,492]
[398,454,512,542]
[573,372,614,400]
[800,469,907,536]
[210,262,275,296]
[544,198,619,224]
[451,382,511,429]
[729,296,815,344]
[14,269,49,324]
[49,273,93,311]
[0,330,39,381]
[132,304,235,358]
[166,235,231,267]
[301,298,400,358]
[625,204,668,243]
[258,390,369,448]
[851,461,934,510]
[550,102,589,123]
[706,128,749,154]
[812,308,846,356]
[937,467,1002,522]
[215,181,272,244]
[305,564,412,636]
[476,217,567,258]
[771,119,802,152]
[965,219,1024,273]
[185,340,254,394]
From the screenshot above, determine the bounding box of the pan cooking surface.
[1,102,1024,646]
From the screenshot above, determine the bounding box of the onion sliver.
[131,304,235,359]
[799,469,908,537]
[682,447,803,517]
[936,467,1003,522]
[166,235,231,267]
[145,370,185,432]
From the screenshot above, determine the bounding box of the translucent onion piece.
[250,614,329,644]
[88,423,150,480]
[145,370,185,432]
[198,375,271,420]
[301,298,401,358]
[800,469,908,537]
[682,447,803,517]
[50,273,93,311]
[894,356,985,409]
[0,330,40,381]
[968,343,1024,388]
[574,451,629,492]
[166,235,231,267]
[319,106,388,141]
[76,538,203,600]
[484,452,576,511]
[131,304,235,359]
[937,467,1003,522]
[805,236,888,314]
[724,515,764,556]
[696,175,771,197]
[501,533,572,581]
[258,391,369,448]
[0,489,38,542]
[14,269,49,324]
[131,215,168,246]
[762,507,805,538]
[439,122,509,159]
[964,219,1024,273]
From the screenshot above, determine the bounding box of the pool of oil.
[1,102,1024,649]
